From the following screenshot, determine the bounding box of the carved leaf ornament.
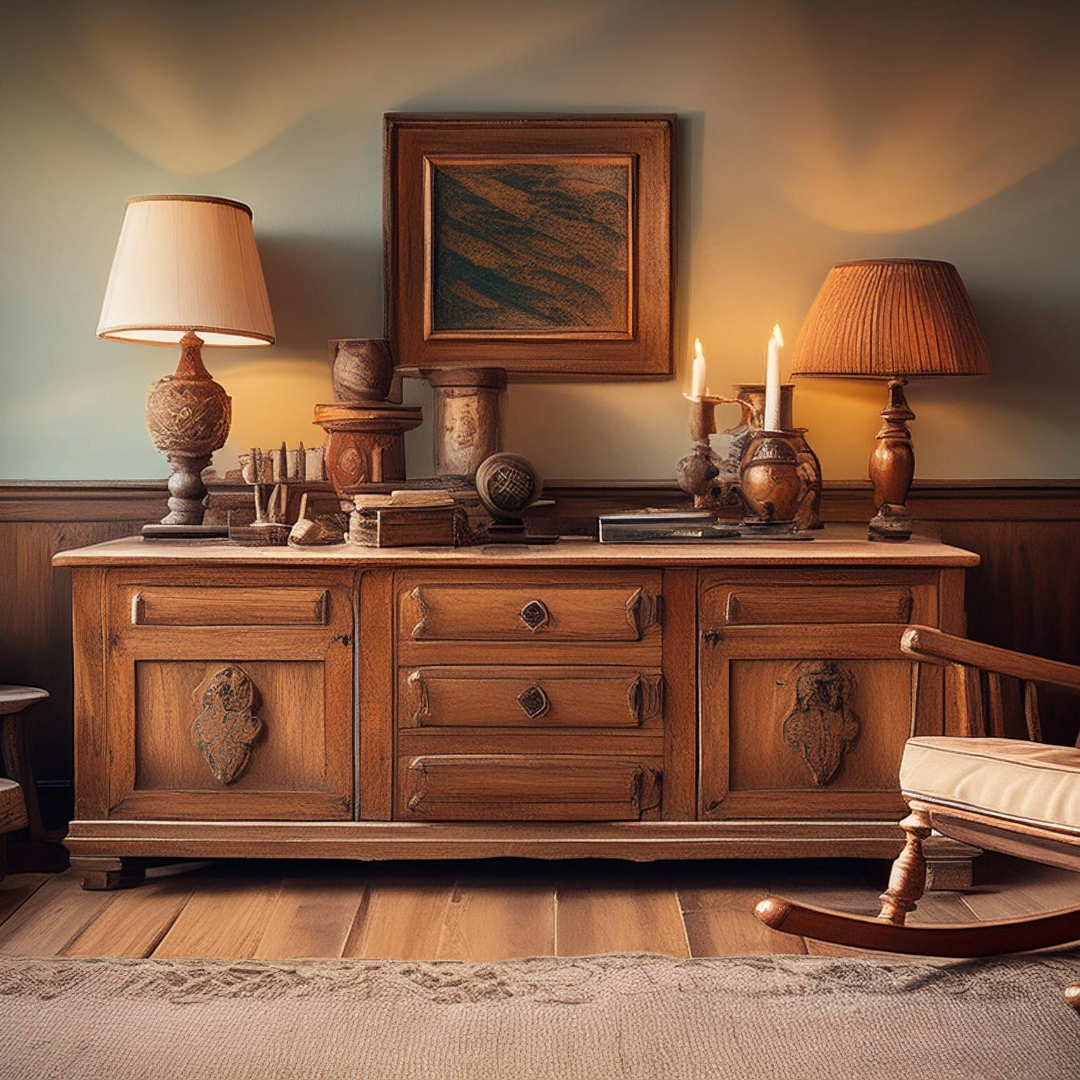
[191,665,262,784]
[781,660,860,785]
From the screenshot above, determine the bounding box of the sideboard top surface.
[53,526,979,568]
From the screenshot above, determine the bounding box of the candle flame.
[772,324,784,347]
[694,337,705,360]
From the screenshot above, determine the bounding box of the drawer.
[399,574,663,642]
[399,666,663,730]
[398,754,662,820]
[720,585,916,626]
[129,586,331,627]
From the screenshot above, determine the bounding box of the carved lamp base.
[144,332,231,529]
[867,378,915,543]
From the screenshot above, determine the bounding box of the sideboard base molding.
[64,819,978,880]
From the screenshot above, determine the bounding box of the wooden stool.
[0,686,61,847]
[0,778,28,880]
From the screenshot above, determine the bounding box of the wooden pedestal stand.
[313,402,423,497]
[422,368,506,481]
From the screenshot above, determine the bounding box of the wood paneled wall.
[2,479,1079,785]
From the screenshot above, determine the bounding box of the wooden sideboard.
[54,528,980,889]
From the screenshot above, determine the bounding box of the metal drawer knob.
[517,684,551,719]
[519,599,551,632]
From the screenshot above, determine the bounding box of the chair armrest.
[901,625,1080,694]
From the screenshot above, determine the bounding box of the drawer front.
[721,585,915,626]
[399,666,663,730]
[130,586,331,627]
[398,754,662,820]
[399,576,663,643]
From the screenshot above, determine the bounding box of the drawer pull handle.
[517,684,551,719]
[519,599,551,632]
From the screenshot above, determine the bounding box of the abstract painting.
[385,114,674,377]
[430,158,631,334]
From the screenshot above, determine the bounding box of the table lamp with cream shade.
[97,194,275,535]
[791,259,989,541]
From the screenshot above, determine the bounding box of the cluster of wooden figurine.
[223,339,545,548]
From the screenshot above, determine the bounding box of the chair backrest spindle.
[1023,681,1043,742]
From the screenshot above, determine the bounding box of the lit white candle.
[690,338,708,400]
[763,323,784,431]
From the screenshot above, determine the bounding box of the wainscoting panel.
[2,480,1079,785]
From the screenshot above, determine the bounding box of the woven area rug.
[0,954,1077,1079]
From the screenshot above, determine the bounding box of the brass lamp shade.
[791,259,989,542]
[97,194,275,532]
[792,259,989,379]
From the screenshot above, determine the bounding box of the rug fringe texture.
[0,953,1076,1079]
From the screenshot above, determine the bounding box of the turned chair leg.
[878,807,932,925]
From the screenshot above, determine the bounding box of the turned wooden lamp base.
[868,378,916,543]
[143,332,231,533]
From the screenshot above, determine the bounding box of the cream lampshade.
[792,259,989,540]
[97,195,275,534]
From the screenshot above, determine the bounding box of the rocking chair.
[755,625,1080,1010]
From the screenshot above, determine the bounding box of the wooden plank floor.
[0,855,1074,961]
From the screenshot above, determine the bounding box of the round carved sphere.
[146,375,231,455]
[331,339,394,402]
[475,452,540,518]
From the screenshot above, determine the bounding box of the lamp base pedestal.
[145,332,231,530]
[868,502,913,543]
[142,523,229,540]
[868,378,916,543]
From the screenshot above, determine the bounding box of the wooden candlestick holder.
[676,385,822,530]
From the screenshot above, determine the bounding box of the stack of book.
[598,510,740,544]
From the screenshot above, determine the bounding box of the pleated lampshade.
[792,259,989,379]
[97,195,275,347]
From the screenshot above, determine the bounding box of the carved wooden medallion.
[781,660,859,786]
[191,665,262,785]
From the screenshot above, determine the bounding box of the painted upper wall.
[2,0,1079,481]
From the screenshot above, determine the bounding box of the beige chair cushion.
[900,737,1080,834]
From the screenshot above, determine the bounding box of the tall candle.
[690,338,707,399]
[763,323,784,431]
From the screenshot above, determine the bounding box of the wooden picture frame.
[384,114,676,379]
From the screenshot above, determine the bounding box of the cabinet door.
[699,619,940,821]
[103,571,354,821]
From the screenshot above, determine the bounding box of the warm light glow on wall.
[748,3,1080,232]
[33,0,621,174]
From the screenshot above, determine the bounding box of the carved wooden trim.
[519,599,551,632]
[724,593,741,624]
[625,587,664,637]
[781,660,860,786]
[626,674,664,724]
[516,684,551,719]
[406,670,430,725]
[406,757,429,814]
[409,586,430,638]
[190,665,262,785]
[130,592,145,625]
[313,590,331,625]
[631,765,663,817]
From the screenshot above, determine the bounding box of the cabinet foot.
[70,856,146,891]
[925,855,974,891]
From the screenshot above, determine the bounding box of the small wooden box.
[349,506,466,548]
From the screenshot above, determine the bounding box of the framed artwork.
[384,114,676,379]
